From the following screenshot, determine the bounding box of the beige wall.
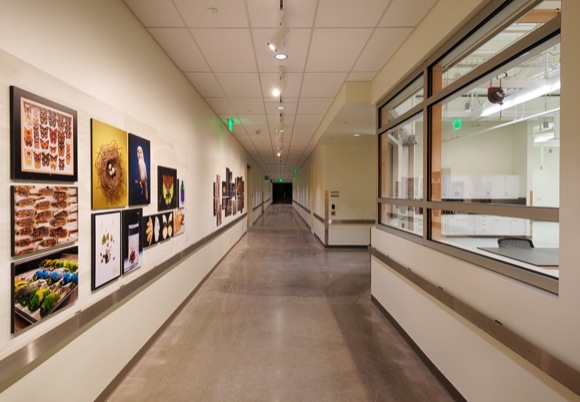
[371,1,580,401]
[0,0,265,399]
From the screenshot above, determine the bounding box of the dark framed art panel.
[10,86,78,182]
[91,211,122,290]
[122,208,143,275]
[128,134,151,206]
[157,166,177,211]
[12,246,79,334]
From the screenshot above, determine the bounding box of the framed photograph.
[12,246,79,333]
[158,211,174,242]
[158,166,177,211]
[10,86,78,182]
[91,119,128,209]
[128,134,151,206]
[122,208,143,275]
[143,214,158,248]
[91,211,122,290]
[174,208,185,237]
[237,176,245,213]
[11,185,79,257]
[178,178,186,208]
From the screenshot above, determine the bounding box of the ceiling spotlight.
[353,133,360,137]
[276,105,285,110]
[267,0,288,52]
[277,151,282,157]
[275,53,288,60]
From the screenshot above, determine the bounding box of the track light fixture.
[267,0,288,53]
[272,66,286,98]
[276,112,285,133]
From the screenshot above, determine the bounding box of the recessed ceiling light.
[207,7,219,14]
[353,133,360,137]
[272,88,281,97]
[276,105,285,110]
[275,53,288,60]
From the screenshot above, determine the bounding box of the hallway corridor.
[108,205,453,401]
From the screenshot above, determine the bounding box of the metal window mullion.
[426,15,561,107]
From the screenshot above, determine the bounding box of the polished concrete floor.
[108,205,453,402]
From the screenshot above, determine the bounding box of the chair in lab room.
[497,237,534,249]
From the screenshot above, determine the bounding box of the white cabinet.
[442,174,520,200]
[442,214,528,236]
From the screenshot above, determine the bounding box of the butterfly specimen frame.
[157,165,177,211]
[10,86,78,182]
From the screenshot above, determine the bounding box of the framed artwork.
[12,246,79,333]
[91,211,122,290]
[122,208,143,275]
[159,211,174,242]
[174,208,185,237]
[143,214,158,248]
[178,178,186,208]
[11,185,79,257]
[158,166,177,211]
[91,119,128,209]
[213,175,220,216]
[10,86,78,182]
[128,134,151,206]
[237,177,245,213]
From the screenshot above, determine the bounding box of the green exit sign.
[227,118,234,132]
[279,178,283,183]
[452,118,462,131]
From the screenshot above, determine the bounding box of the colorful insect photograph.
[157,166,177,211]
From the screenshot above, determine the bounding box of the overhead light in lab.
[533,132,555,143]
[481,78,560,117]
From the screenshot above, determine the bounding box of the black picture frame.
[122,208,143,275]
[10,86,78,182]
[157,166,177,211]
[11,185,79,257]
[91,211,122,290]
[12,246,79,334]
[128,134,151,206]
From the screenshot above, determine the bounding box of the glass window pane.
[435,0,561,89]
[431,41,560,207]
[379,75,423,128]
[430,209,558,278]
[380,204,423,236]
[384,113,423,200]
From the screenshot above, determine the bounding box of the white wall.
[370,0,580,401]
[0,0,265,399]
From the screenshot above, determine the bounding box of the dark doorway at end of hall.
[273,183,292,204]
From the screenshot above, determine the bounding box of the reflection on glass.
[438,0,561,88]
[380,204,423,236]
[432,41,560,207]
[379,75,423,128]
[384,113,423,200]
[431,209,558,277]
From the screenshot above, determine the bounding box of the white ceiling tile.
[260,72,303,99]
[253,28,311,73]
[204,98,235,114]
[238,114,269,127]
[353,27,412,72]
[315,0,391,27]
[187,74,226,97]
[150,28,209,71]
[347,72,377,81]
[306,29,372,72]
[247,0,317,28]
[296,98,333,114]
[379,0,437,27]
[292,126,318,135]
[230,98,266,115]
[123,0,184,27]
[174,0,249,27]
[301,73,347,97]
[214,73,262,97]
[294,114,323,126]
[192,29,257,72]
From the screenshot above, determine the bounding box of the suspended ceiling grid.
[122,0,438,181]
